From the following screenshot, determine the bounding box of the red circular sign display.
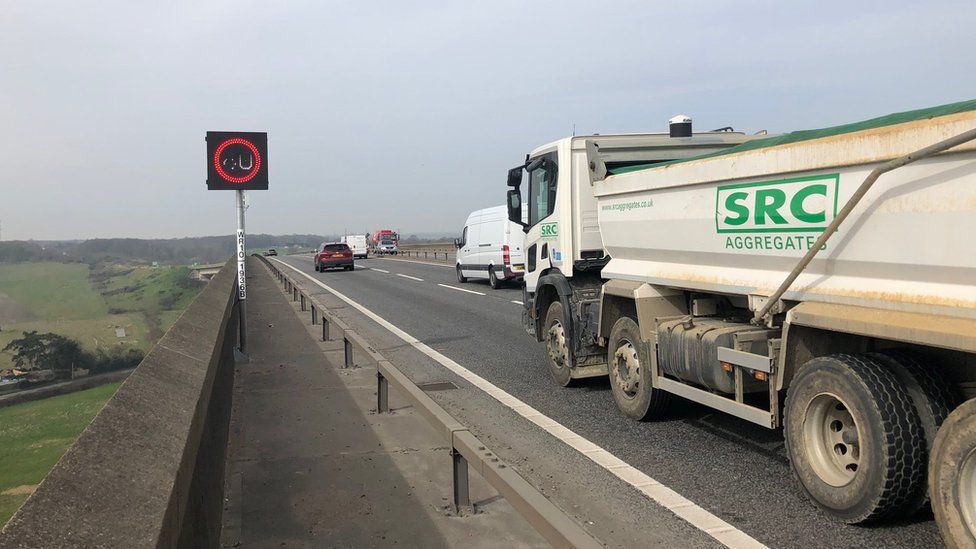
[213,138,262,183]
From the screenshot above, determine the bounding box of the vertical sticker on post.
[237,229,247,300]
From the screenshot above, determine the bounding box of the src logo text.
[715,174,839,234]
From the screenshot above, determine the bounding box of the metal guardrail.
[256,256,602,549]
[395,249,455,262]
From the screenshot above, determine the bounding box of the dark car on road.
[315,243,354,272]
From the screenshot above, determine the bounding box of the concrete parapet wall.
[0,260,239,548]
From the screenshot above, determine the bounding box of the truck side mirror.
[454,238,461,249]
[507,190,524,228]
[507,165,524,188]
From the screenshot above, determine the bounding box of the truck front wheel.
[784,354,925,523]
[929,398,976,548]
[607,317,670,420]
[543,301,572,387]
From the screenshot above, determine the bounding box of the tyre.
[489,267,503,289]
[870,350,956,514]
[929,398,976,549]
[543,301,573,387]
[784,353,926,523]
[314,262,320,272]
[456,265,467,283]
[607,316,670,420]
[346,264,354,271]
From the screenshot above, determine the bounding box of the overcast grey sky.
[2,1,975,241]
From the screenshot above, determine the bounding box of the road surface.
[273,254,943,548]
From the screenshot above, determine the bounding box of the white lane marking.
[270,258,765,549]
[374,256,454,268]
[370,268,390,273]
[437,283,486,296]
[396,273,424,281]
[511,300,524,305]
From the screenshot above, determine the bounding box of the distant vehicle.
[455,205,525,289]
[340,235,368,259]
[315,243,354,272]
[264,249,278,257]
[376,239,398,255]
[370,229,399,254]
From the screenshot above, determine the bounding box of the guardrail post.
[322,318,329,340]
[376,371,388,413]
[424,251,428,258]
[300,293,306,311]
[343,337,353,368]
[452,448,471,514]
[311,305,318,325]
[293,287,298,302]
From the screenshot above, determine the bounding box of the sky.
[2,0,975,241]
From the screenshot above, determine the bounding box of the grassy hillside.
[0,263,204,370]
[0,263,106,322]
[0,382,122,527]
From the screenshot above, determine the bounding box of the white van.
[454,205,525,289]
[341,235,368,259]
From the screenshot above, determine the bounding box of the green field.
[0,382,122,527]
[0,263,204,370]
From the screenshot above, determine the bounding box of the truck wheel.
[543,301,573,387]
[456,265,467,283]
[607,316,670,420]
[784,353,925,523]
[871,350,956,515]
[929,398,976,549]
[489,268,502,289]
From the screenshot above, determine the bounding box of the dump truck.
[505,101,976,541]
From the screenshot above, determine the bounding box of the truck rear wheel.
[871,350,956,515]
[784,354,925,523]
[607,317,670,420]
[929,398,976,548]
[543,301,572,387]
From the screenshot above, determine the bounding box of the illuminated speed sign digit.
[206,131,269,190]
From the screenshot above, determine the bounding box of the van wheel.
[456,265,467,283]
[607,316,670,420]
[543,301,573,387]
[929,398,976,548]
[489,268,503,289]
[784,354,925,523]
[870,350,956,515]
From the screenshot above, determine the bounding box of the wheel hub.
[547,321,567,370]
[613,340,640,398]
[803,393,862,487]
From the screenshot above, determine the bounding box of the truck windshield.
[528,152,558,226]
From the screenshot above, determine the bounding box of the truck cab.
[507,129,757,381]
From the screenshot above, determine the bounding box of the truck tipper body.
[506,100,976,536]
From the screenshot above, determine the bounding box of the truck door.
[523,151,559,292]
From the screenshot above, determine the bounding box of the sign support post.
[236,189,248,354]
[206,130,268,360]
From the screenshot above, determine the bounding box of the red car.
[315,243,355,272]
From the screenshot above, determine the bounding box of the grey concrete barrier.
[256,255,602,549]
[0,261,240,549]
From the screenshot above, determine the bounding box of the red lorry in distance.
[371,229,399,255]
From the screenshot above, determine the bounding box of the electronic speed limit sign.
[206,131,269,190]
